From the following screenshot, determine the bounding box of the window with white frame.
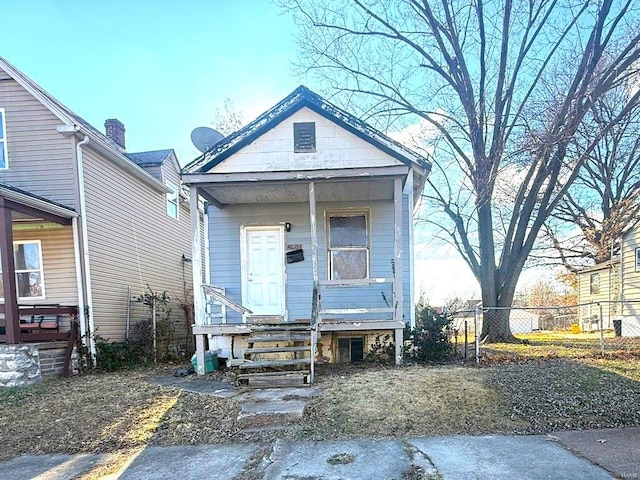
[590,272,600,295]
[636,248,640,271]
[0,241,46,300]
[166,183,179,219]
[327,212,369,280]
[0,108,8,169]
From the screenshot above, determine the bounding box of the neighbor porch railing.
[0,305,79,343]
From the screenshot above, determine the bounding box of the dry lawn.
[1,357,640,462]
[0,367,239,462]
[303,364,526,439]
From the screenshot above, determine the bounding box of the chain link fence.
[450,301,640,364]
[126,293,194,362]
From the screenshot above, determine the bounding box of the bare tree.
[212,98,244,136]
[282,0,640,341]
[542,88,640,270]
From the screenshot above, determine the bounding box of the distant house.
[182,86,431,385]
[0,57,193,381]
[577,223,640,336]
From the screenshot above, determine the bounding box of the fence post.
[474,306,480,365]
[152,297,157,364]
[598,302,605,356]
[126,286,131,341]
[464,320,468,361]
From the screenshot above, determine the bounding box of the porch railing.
[0,305,79,343]
[316,277,396,321]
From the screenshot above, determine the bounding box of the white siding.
[211,107,405,173]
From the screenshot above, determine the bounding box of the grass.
[303,364,525,439]
[1,352,640,462]
[0,366,239,462]
[483,329,640,361]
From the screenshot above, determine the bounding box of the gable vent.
[294,122,316,153]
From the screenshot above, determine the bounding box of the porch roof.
[191,166,408,206]
[0,182,77,224]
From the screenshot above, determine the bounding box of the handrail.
[202,284,252,316]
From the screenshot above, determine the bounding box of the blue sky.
[1,0,306,165]
[1,0,492,302]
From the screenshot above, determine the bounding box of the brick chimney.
[104,118,126,149]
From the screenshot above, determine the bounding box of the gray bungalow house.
[0,57,194,384]
[182,86,430,385]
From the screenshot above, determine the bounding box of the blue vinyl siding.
[207,198,412,324]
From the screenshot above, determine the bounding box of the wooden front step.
[239,318,314,389]
[240,358,311,369]
[237,370,310,388]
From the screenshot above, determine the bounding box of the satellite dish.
[191,127,225,153]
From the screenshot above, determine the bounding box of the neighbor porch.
[0,184,82,383]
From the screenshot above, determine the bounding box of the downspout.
[76,134,96,358]
[71,216,86,341]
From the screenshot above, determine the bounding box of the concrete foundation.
[0,344,41,387]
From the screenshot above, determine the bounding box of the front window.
[327,212,369,280]
[166,183,179,219]
[590,273,600,295]
[0,108,8,169]
[0,240,45,300]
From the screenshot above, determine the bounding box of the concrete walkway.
[2,429,639,479]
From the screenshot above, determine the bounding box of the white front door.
[242,226,285,316]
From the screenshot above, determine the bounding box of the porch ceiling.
[200,178,396,205]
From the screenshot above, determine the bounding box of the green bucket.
[191,352,219,373]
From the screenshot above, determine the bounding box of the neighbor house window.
[0,108,8,169]
[166,183,179,219]
[636,248,640,271]
[0,241,45,300]
[293,122,316,153]
[327,212,369,280]
[590,273,600,295]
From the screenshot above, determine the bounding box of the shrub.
[405,301,454,362]
[365,333,396,364]
[94,335,152,372]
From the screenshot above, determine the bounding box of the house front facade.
[0,57,194,382]
[183,86,430,384]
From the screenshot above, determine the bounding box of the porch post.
[0,199,19,344]
[309,182,318,382]
[190,185,206,375]
[309,182,318,297]
[393,177,403,364]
